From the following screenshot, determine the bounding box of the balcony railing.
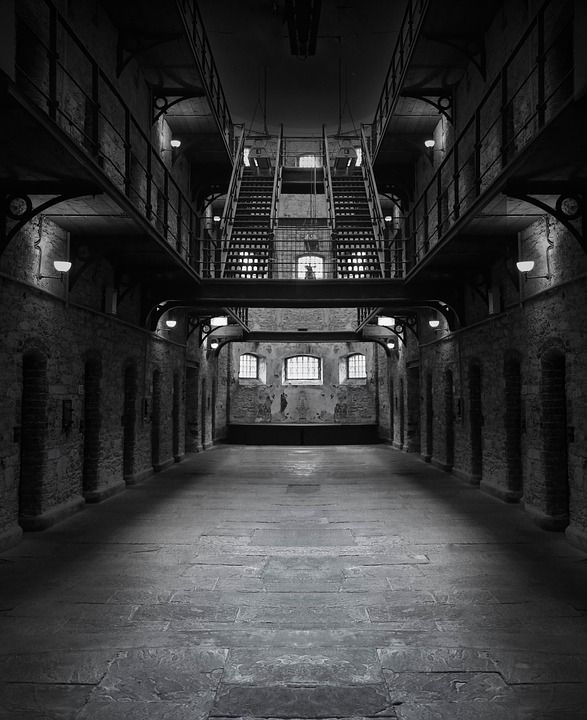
[15,0,200,269]
[371,0,429,158]
[175,0,234,159]
[405,0,573,274]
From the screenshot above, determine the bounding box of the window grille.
[297,255,324,279]
[298,154,321,168]
[285,355,321,381]
[347,353,366,379]
[239,353,258,379]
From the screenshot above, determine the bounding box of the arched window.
[347,353,366,379]
[339,352,367,383]
[297,255,324,279]
[284,355,322,384]
[239,353,266,383]
[239,353,259,379]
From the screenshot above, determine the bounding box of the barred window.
[298,154,321,168]
[239,353,258,379]
[347,353,366,379]
[285,355,321,382]
[297,255,324,279]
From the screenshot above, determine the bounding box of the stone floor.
[1,445,587,719]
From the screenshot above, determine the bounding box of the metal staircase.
[223,169,274,278]
[331,168,382,279]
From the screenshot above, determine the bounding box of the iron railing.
[322,127,336,232]
[175,0,234,159]
[15,0,200,269]
[219,129,247,276]
[405,0,574,274]
[371,0,429,158]
[359,126,386,274]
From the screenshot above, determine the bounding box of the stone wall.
[229,341,376,425]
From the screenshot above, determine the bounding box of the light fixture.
[386,340,395,349]
[377,316,395,327]
[424,139,435,148]
[210,339,220,350]
[165,319,177,328]
[213,215,221,223]
[516,260,535,273]
[210,315,228,327]
[170,138,181,148]
[37,258,72,280]
[429,319,440,329]
[53,260,72,273]
[384,215,392,222]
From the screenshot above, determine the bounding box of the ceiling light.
[53,260,72,273]
[165,319,177,328]
[377,316,395,327]
[516,260,535,272]
[213,215,221,223]
[210,315,228,327]
[424,139,435,148]
[384,215,392,222]
[170,139,181,148]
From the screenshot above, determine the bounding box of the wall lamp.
[386,339,395,349]
[209,339,220,350]
[428,318,440,329]
[210,315,228,327]
[170,138,182,149]
[516,217,554,280]
[377,315,395,327]
[37,259,72,280]
[424,139,435,149]
[165,319,177,328]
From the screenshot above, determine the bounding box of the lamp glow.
[170,138,181,148]
[516,260,535,273]
[429,319,440,328]
[210,339,220,350]
[53,260,72,273]
[210,315,228,327]
[384,215,392,222]
[386,340,395,349]
[377,316,395,327]
[424,139,435,148]
[165,319,177,328]
[213,215,221,223]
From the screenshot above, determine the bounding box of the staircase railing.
[268,127,283,278]
[219,128,247,277]
[360,127,387,276]
[322,127,336,233]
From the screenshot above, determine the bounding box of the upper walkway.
[1,445,586,718]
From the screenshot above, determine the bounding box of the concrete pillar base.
[19,495,84,531]
[454,469,481,486]
[84,481,126,504]
[154,458,175,473]
[565,524,587,552]
[430,457,453,472]
[124,467,154,486]
[480,479,522,503]
[0,524,23,551]
[524,502,568,531]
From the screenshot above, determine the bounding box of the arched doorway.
[425,372,433,462]
[19,352,48,527]
[399,379,405,449]
[444,369,454,470]
[123,363,137,482]
[469,360,482,483]
[172,371,181,461]
[151,369,161,469]
[185,365,199,453]
[83,358,102,497]
[541,349,569,528]
[200,379,207,450]
[504,355,522,500]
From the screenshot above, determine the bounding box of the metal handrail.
[14,0,200,272]
[270,126,283,233]
[371,0,429,158]
[322,126,336,232]
[360,127,386,274]
[404,0,573,274]
[218,128,247,277]
[175,0,234,159]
